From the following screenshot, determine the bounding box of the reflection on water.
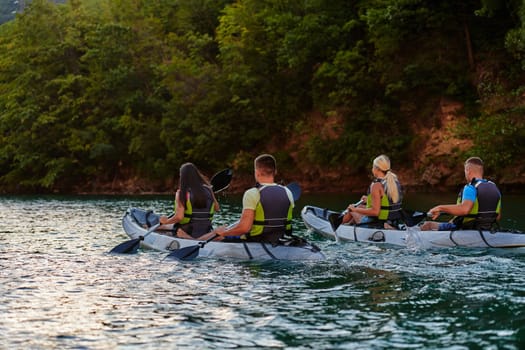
[1,194,524,349]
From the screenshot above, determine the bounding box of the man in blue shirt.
[421,157,502,231]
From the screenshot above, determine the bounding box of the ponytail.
[384,171,400,203]
[373,154,401,203]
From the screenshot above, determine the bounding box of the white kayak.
[301,205,525,250]
[121,208,326,261]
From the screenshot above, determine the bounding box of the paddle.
[328,199,364,233]
[110,223,160,254]
[164,231,219,261]
[286,181,302,201]
[402,210,432,227]
[110,168,233,254]
[211,168,233,193]
[165,181,302,261]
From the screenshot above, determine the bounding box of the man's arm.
[214,188,258,236]
[428,200,474,219]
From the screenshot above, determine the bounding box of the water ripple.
[1,195,524,349]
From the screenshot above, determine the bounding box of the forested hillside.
[0,0,524,194]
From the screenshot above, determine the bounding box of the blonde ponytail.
[373,154,400,203]
[384,171,400,203]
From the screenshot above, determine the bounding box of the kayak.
[121,208,326,261]
[301,205,525,250]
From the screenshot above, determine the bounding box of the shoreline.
[2,178,524,196]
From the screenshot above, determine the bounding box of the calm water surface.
[1,193,524,349]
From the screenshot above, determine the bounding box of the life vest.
[177,186,215,237]
[366,178,403,221]
[453,178,501,230]
[247,184,293,241]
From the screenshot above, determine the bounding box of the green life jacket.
[453,178,501,230]
[366,178,403,221]
[176,187,215,237]
[247,184,293,241]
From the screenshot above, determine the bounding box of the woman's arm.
[351,182,382,217]
[211,191,220,211]
[160,190,185,224]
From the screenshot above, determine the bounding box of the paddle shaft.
[339,199,365,224]
[341,199,364,218]
[165,233,219,260]
[329,199,364,237]
[141,223,160,240]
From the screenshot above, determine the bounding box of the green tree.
[1,0,524,192]
[0,0,90,189]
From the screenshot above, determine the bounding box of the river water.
[1,193,524,349]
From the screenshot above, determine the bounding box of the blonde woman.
[342,155,403,227]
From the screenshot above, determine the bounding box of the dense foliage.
[0,0,524,192]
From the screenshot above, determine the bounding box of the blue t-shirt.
[461,182,478,202]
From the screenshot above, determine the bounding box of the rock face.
[75,98,524,195]
[264,98,470,194]
[402,98,474,191]
[271,97,524,194]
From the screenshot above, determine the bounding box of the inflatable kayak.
[120,208,326,261]
[301,205,525,250]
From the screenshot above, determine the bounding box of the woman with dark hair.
[159,163,220,239]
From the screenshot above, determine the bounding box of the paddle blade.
[402,210,427,227]
[165,245,200,261]
[287,182,301,201]
[110,238,142,254]
[211,168,233,193]
[328,213,344,232]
